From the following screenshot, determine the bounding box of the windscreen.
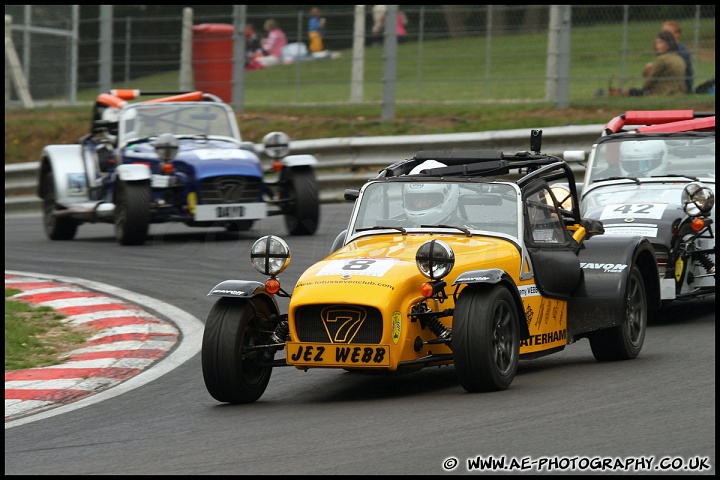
[352,181,520,237]
[120,103,238,141]
[588,135,715,183]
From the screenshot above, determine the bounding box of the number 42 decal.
[599,203,667,220]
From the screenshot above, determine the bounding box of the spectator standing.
[257,19,288,67]
[662,21,694,93]
[244,23,265,70]
[370,5,387,46]
[244,24,261,58]
[308,7,326,53]
[396,10,408,43]
[630,30,686,96]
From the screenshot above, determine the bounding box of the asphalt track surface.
[4,206,716,475]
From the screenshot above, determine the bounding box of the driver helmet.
[101,106,120,123]
[404,160,459,225]
[619,139,668,175]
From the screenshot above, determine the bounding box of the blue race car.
[38,89,320,245]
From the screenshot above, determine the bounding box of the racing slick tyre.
[452,285,520,392]
[202,297,275,404]
[114,180,150,246]
[282,167,319,236]
[589,264,647,361]
[42,171,78,240]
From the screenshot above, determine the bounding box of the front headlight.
[682,182,715,216]
[416,239,455,280]
[262,131,290,159]
[251,235,290,275]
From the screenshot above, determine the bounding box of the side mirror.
[580,218,605,238]
[344,189,360,202]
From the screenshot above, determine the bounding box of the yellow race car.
[202,130,661,404]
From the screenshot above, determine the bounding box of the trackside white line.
[66,340,176,354]
[4,277,49,284]
[5,270,204,430]
[6,377,120,391]
[64,310,157,324]
[85,324,179,341]
[5,400,54,418]
[35,357,157,369]
[12,286,89,296]
[5,399,53,408]
[38,297,126,308]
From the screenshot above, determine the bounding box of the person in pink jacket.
[397,10,408,42]
[257,19,288,66]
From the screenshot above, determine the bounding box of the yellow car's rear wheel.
[589,265,647,361]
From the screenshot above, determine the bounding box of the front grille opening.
[200,176,261,204]
[295,304,384,344]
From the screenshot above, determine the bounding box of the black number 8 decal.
[343,259,375,270]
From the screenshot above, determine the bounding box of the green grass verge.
[5,288,93,371]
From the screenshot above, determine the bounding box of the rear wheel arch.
[37,159,52,198]
[42,170,78,241]
[588,263,647,361]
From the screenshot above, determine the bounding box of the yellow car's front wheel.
[452,285,520,393]
[202,297,274,404]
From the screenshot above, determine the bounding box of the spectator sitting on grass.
[256,19,287,67]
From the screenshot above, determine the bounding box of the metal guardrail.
[5,125,601,215]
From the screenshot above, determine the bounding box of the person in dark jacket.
[662,21,694,93]
[629,30,686,96]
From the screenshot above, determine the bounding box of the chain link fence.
[5,5,715,111]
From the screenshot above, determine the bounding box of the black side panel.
[527,246,582,299]
[568,235,653,337]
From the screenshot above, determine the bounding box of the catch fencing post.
[179,8,193,91]
[381,5,398,122]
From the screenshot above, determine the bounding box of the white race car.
[566,110,715,303]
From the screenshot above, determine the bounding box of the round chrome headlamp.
[416,239,455,280]
[262,131,290,159]
[251,235,290,275]
[681,182,715,216]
